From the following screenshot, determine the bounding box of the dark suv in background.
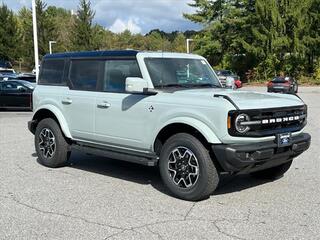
[267,76,298,94]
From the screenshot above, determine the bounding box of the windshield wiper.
[155,83,221,89]
[155,84,191,88]
[189,83,221,88]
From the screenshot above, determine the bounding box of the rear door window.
[69,60,103,91]
[39,59,65,85]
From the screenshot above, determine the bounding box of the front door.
[94,59,151,150]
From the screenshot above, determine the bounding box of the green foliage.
[16,7,33,66]
[0,4,19,61]
[3,0,318,86]
[185,0,320,83]
[314,61,320,84]
[0,0,192,69]
[71,0,95,51]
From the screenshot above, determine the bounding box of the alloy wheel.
[38,128,56,159]
[167,147,199,189]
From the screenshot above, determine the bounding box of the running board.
[71,143,158,167]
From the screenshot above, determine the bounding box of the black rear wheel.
[35,118,70,168]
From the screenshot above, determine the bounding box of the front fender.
[33,105,72,139]
[153,117,221,147]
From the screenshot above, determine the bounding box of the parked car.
[0,80,34,110]
[17,73,36,83]
[216,70,242,88]
[0,73,36,83]
[267,76,298,94]
[28,50,310,201]
[0,60,15,75]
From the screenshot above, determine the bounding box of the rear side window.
[1,82,19,91]
[69,60,102,91]
[103,60,142,92]
[40,59,65,85]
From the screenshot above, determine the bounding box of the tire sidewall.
[35,118,68,168]
[159,134,216,200]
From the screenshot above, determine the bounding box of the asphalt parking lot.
[0,87,319,240]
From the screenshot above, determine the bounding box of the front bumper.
[213,133,311,173]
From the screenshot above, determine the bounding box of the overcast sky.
[3,0,201,34]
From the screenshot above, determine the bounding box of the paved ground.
[0,87,319,240]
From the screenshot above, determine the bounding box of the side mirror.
[18,86,27,92]
[226,76,235,89]
[125,77,157,95]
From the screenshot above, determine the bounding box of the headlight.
[235,113,250,133]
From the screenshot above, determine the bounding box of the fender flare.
[153,117,221,146]
[33,105,72,139]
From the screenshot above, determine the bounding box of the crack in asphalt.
[0,194,128,232]
[211,219,248,240]
[146,226,165,240]
[1,193,250,240]
[104,218,249,240]
[184,202,197,220]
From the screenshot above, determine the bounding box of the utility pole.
[32,0,39,83]
[186,39,194,54]
[49,41,57,54]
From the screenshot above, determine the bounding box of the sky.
[3,0,202,34]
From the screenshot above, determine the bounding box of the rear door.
[61,59,104,142]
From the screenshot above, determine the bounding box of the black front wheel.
[159,133,219,201]
[250,160,293,180]
[35,118,70,168]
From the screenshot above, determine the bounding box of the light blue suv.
[28,50,311,201]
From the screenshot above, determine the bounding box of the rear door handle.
[62,98,72,105]
[97,101,111,109]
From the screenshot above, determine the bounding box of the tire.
[250,160,293,180]
[159,133,219,201]
[35,118,70,168]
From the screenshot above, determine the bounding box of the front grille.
[229,105,307,137]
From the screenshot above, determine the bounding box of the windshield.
[144,58,221,88]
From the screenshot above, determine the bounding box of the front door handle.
[61,98,72,105]
[97,101,111,109]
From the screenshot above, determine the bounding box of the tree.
[35,0,55,57]
[72,0,95,51]
[46,6,74,52]
[16,7,33,67]
[0,4,19,61]
[185,0,320,81]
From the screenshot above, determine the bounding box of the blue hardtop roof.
[44,50,139,59]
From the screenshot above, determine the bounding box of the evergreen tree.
[72,0,95,51]
[17,7,33,66]
[35,0,55,57]
[0,4,18,61]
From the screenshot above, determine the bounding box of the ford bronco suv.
[28,50,311,201]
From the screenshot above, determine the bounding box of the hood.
[167,88,304,110]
